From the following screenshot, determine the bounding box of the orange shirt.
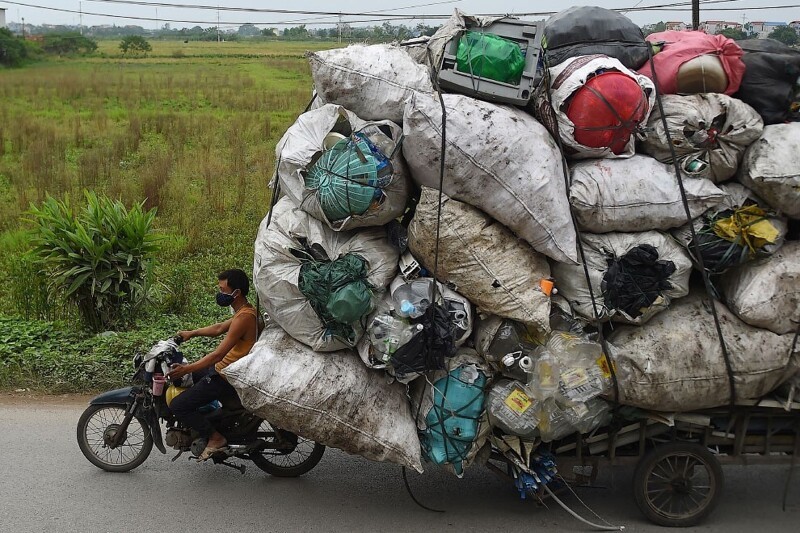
[215,306,258,375]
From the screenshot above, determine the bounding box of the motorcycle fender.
[89,387,135,405]
[89,387,166,455]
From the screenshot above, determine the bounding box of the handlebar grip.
[172,334,184,345]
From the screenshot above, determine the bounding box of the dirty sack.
[411,349,491,476]
[307,44,434,123]
[534,54,655,159]
[569,154,726,233]
[672,183,787,274]
[720,241,800,335]
[737,123,800,219]
[640,93,763,183]
[407,187,552,334]
[606,291,799,411]
[275,104,412,231]
[253,197,398,352]
[223,324,424,472]
[403,92,576,264]
[551,231,692,325]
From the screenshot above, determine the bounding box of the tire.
[250,422,325,477]
[77,404,153,472]
[633,441,723,527]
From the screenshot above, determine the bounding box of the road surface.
[1,394,798,532]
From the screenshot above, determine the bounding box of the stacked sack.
[222,7,800,481]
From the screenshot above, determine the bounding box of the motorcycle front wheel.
[77,404,153,472]
[250,421,325,477]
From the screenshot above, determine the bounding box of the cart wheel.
[633,442,723,527]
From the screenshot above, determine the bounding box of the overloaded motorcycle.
[76,336,325,476]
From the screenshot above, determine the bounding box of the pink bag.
[639,30,745,95]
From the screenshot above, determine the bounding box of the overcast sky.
[1,1,798,28]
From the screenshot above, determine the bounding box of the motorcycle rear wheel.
[77,404,153,472]
[250,422,325,477]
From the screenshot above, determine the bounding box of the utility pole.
[338,13,342,44]
[217,8,221,42]
[79,1,83,35]
[692,0,699,31]
[21,17,25,39]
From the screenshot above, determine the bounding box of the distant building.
[665,21,688,31]
[749,21,786,39]
[0,8,6,29]
[699,20,741,34]
[789,21,800,32]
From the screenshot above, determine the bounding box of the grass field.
[0,39,342,390]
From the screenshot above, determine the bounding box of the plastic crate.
[437,18,545,106]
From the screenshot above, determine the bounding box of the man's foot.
[197,432,227,461]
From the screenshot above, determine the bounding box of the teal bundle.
[456,31,526,85]
[305,136,380,222]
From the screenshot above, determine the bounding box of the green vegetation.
[28,192,159,332]
[0,39,338,391]
[41,32,98,56]
[0,28,31,68]
[768,26,799,46]
[119,35,153,56]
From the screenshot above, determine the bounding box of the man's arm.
[168,315,249,378]
[178,318,233,341]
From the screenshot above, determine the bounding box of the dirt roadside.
[0,391,93,406]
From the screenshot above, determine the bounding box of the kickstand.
[218,461,246,475]
[171,451,184,462]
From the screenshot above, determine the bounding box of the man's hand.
[177,330,193,342]
[167,363,190,381]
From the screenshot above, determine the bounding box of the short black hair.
[218,269,249,297]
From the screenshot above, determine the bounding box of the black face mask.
[216,290,237,307]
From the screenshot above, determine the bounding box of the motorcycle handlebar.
[172,334,184,346]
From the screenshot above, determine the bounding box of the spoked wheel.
[77,404,153,472]
[250,421,325,477]
[633,442,723,527]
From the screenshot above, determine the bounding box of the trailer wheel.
[633,442,723,527]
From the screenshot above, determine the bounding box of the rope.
[401,466,446,513]
[646,46,738,409]
[540,52,622,408]
[543,485,624,531]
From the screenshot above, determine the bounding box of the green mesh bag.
[456,31,526,85]
[298,253,372,341]
[305,137,378,222]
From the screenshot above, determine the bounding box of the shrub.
[0,28,28,68]
[28,192,160,332]
[41,32,98,56]
[120,35,153,56]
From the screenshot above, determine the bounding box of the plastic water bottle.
[530,351,560,401]
[368,313,422,360]
[393,279,435,318]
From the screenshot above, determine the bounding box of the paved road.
[1,395,799,532]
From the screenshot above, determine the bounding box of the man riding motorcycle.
[167,268,258,461]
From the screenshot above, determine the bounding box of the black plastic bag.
[390,303,456,378]
[543,6,649,70]
[602,244,676,318]
[734,39,800,125]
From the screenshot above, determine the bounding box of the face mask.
[216,290,237,307]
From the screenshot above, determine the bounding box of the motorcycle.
[76,336,325,476]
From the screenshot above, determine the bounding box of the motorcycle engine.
[164,428,193,451]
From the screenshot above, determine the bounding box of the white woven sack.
[223,325,424,472]
[569,155,726,232]
[737,122,800,219]
[275,104,411,231]
[551,231,692,325]
[640,93,763,183]
[408,188,552,334]
[308,44,434,123]
[720,241,800,335]
[536,54,655,159]
[253,197,398,352]
[403,93,577,264]
[608,292,799,411]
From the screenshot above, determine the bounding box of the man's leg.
[170,374,226,441]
